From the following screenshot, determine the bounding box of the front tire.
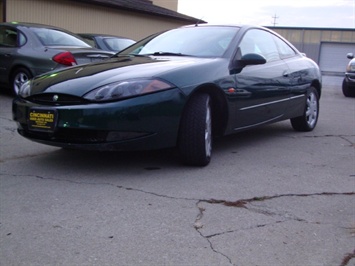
[178,93,212,166]
[342,79,355,97]
[291,87,319,132]
[11,68,32,96]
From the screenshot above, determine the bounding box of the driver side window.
[238,29,280,62]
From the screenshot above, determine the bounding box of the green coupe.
[13,25,322,166]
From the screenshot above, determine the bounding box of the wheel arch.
[9,64,34,83]
[182,84,229,138]
[310,79,322,98]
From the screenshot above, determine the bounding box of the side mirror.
[230,53,267,74]
[347,53,354,59]
[240,53,267,66]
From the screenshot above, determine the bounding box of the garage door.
[319,42,355,75]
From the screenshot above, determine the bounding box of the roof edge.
[267,26,355,31]
[71,0,206,23]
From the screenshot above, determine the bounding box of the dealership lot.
[0,76,354,265]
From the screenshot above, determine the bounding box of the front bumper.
[344,72,355,88]
[13,89,185,151]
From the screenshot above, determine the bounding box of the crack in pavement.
[340,249,355,266]
[0,173,200,202]
[195,225,234,265]
[2,172,354,266]
[194,192,355,231]
[194,192,354,227]
[202,191,355,206]
[292,134,355,147]
[203,220,287,240]
[194,192,355,265]
[338,135,355,148]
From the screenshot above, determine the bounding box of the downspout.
[2,0,6,22]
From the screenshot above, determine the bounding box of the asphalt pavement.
[0,76,354,266]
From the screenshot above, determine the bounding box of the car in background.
[13,24,322,166]
[342,53,355,97]
[77,33,135,52]
[0,22,114,95]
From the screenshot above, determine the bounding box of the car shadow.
[0,86,12,96]
[27,122,294,175]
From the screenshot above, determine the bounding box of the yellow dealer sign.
[28,109,57,131]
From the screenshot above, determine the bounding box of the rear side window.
[18,32,26,46]
[0,26,18,47]
[80,36,96,47]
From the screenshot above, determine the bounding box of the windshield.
[120,26,239,57]
[31,27,91,47]
[104,38,135,51]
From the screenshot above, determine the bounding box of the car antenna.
[195,17,204,26]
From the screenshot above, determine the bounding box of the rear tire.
[11,68,32,96]
[291,87,319,132]
[178,93,212,166]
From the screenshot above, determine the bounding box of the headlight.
[18,80,32,98]
[83,78,174,102]
[346,62,355,72]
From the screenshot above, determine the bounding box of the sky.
[178,0,355,28]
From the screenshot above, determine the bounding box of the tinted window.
[272,35,296,58]
[18,32,26,46]
[31,27,91,47]
[80,36,96,47]
[104,38,135,51]
[0,27,18,47]
[238,29,280,62]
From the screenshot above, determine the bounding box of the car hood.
[29,56,228,96]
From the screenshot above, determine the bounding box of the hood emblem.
[53,95,59,102]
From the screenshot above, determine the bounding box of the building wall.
[271,27,355,63]
[4,0,188,40]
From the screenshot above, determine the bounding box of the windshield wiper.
[152,52,188,56]
[115,54,146,57]
[124,52,189,57]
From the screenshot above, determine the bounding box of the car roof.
[77,33,133,39]
[181,23,265,30]
[0,22,71,32]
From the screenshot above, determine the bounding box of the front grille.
[19,126,150,144]
[26,93,88,106]
[20,127,109,143]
